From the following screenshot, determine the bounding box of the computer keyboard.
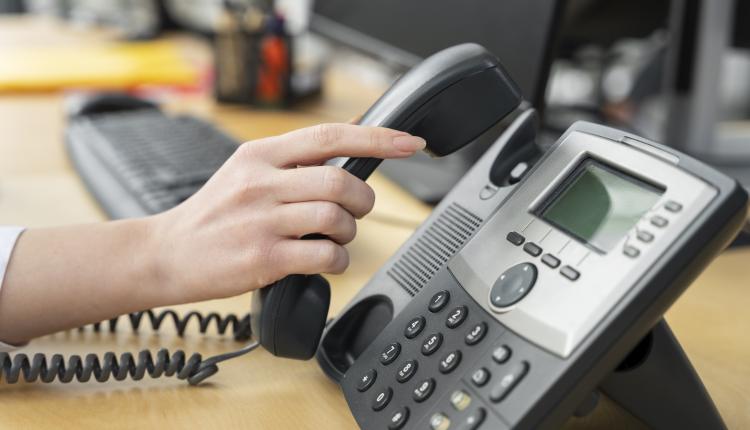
[66,108,240,219]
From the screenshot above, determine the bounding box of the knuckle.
[316,242,341,270]
[311,123,343,147]
[321,166,349,197]
[368,127,387,152]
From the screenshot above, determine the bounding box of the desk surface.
[0,18,748,430]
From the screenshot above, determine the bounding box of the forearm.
[0,218,171,345]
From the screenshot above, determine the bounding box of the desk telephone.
[2,44,747,429]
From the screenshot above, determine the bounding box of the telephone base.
[597,319,726,429]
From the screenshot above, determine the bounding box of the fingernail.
[393,135,426,152]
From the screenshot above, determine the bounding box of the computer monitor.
[310,0,565,203]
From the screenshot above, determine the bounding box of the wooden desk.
[0,18,748,430]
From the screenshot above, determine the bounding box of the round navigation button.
[489,263,537,310]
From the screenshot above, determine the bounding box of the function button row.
[523,242,542,257]
[438,350,462,374]
[422,333,443,356]
[651,215,668,228]
[396,360,418,383]
[404,316,426,339]
[489,361,529,403]
[413,377,436,403]
[388,407,409,430]
[560,265,580,281]
[665,200,683,213]
[623,245,640,258]
[446,306,468,329]
[372,386,393,411]
[465,322,487,346]
[471,367,490,387]
[380,342,401,365]
[506,231,525,246]
[429,291,450,313]
[357,369,377,392]
[492,345,512,364]
[541,253,560,268]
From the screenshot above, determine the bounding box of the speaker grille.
[387,203,483,296]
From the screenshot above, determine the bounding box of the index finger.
[260,123,427,167]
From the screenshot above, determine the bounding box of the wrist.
[129,215,180,308]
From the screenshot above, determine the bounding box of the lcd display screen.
[539,160,663,252]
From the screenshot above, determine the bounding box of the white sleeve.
[0,226,26,352]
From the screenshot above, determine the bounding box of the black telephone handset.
[251,43,523,360]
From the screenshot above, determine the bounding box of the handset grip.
[252,44,524,360]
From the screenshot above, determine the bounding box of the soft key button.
[489,263,537,309]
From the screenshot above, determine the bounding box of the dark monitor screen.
[311,0,564,108]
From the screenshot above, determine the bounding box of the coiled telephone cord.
[0,309,257,386]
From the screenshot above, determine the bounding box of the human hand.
[150,123,425,303]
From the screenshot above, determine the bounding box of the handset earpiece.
[252,43,524,360]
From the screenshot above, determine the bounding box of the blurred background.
[0,0,748,216]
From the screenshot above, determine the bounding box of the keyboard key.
[523,242,542,257]
[438,350,462,374]
[422,333,443,356]
[396,360,418,383]
[356,369,377,392]
[506,231,525,246]
[413,378,436,403]
[388,407,410,430]
[429,291,450,313]
[465,322,487,345]
[404,316,426,339]
[446,306,468,329]
[492,345,512,364]
[471,368,490,387]
[380,342,401,365]
[490,361,529,403]
[372,387,393,411]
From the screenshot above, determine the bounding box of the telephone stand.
[592,319,726,429]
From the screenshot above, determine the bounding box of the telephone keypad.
[429,291,450,312]
[357,369,377,392]
[438,350,462,374]
[422,333,443,356]
[388,407,410,430]
[465,322,487,345]
[373,387,393,411]
[446,306,468,328]
[413,378,436,402]
[396,360,418,383]
[404,316,426,339]
[381,342,402,365]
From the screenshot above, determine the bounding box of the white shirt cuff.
[0,226,26,351]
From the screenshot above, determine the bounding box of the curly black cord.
[82,309,253,341]
[0,309,257,385]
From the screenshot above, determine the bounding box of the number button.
[372,387,393,411]
[356,369,377,392]
[438,350,462,374]
[413,377,436,402]
[465,322,487,345]
[404,316,426,339]
[421,333,443,356]
[428,291,450,313]
[446,306,468,329]
[396,360,418,383]
[380,342,401,365]
[388,407,409,430]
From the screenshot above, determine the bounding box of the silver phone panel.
[449,131,717,358]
